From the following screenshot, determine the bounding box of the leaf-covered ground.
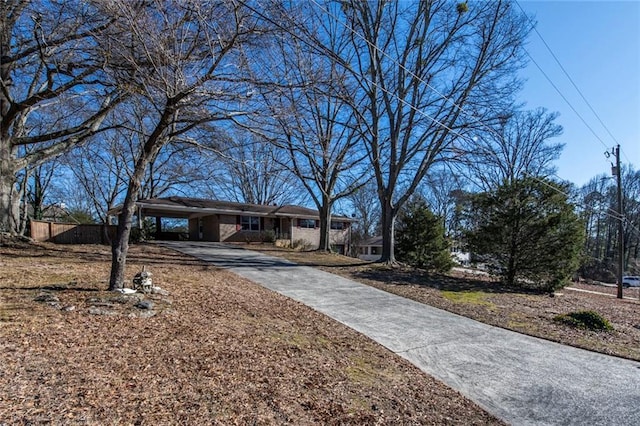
[0,241,502,425]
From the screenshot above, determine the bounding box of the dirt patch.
[245,244,640,362]
[0,242,501,424]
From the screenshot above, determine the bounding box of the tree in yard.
[419,167,466,237]
[620,166,640,272]
[59,102,219,225]
[57,136,128,224]
[578,174,617,281]
[207,129,305,206]
[268,73,367,251]
[100,0,265,290]
[329,0,531,263]
[0,0,121,234]
[25,161,57,222]
[348,178,380,230]
[465,177,584,291]
[12,156,59,234]
[396,198,453,272]
[459,107,564,191]
[258,3,369,251]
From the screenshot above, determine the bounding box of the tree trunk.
[0,141,19,234]
[317,198,332,252]
[108,155,150,290]
[379,195,396,263]
[506,214,520,287]
[109,197,136,290]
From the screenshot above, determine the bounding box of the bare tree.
[258,3,369,251]
[207,129,304,206]
[346,179,380,256]
[0,0,120,234]
[326,0,531,262]
[622,167,640,270]
[99,0,266,290]
[579,166,640,278]
[460,108,563,191]
[60,134,128,223]
[419,167,466,236]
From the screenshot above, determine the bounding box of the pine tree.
[396,200,453,272]
[465,177,584,291]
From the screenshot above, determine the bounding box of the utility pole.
[613,145,624,299]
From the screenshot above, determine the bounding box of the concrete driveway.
[162,241,640,426]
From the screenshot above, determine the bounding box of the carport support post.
[156,216,162,240]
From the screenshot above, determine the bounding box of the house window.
[298,218,316,229]
[371,246,381,255]
[330,221,345,230]
[241,216,260,231]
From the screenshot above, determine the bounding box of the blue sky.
[516,0,639,188]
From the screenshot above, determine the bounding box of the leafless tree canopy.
[0,0,120,233]
[101,0,270,289]
[327,0,532,262]
[460,108,564,191]
[206,129,305,206]
[252,2,370,251]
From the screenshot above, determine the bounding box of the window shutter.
[260,217,265,230]
[236,215,241,231]
[315,220,320,228]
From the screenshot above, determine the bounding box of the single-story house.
[109,196,353,253]
[357,236,383,261]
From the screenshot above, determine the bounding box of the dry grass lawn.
[0,240,501,425]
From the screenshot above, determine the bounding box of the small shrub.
[554,310,613,331]
[262,230,276,243]
[292,239,312,251]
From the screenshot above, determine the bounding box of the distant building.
[451,243,470,266]
[358,236,383,261]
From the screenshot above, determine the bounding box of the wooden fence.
[30,220,116,244]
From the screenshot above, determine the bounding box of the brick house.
[112,196,353,253]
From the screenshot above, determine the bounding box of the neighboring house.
[109,196,353,253]
[358,236,383,261]
[357,236,471,265]
[451,242,471,266]
[23,203,72,223]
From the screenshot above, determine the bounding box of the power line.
[522,51,611,152]
[514,1,635,164]
[309,0,629,178]
[514,1,624,147]
[253,1,640,239]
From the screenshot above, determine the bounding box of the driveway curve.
[162,241,640,426]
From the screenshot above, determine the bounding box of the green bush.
[395,199,453,272]
[262,230,276,243]
[130,219,155,243]
[464,177,584,291]
[554,310,613,331]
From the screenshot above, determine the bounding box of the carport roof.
[108,196,355,221]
